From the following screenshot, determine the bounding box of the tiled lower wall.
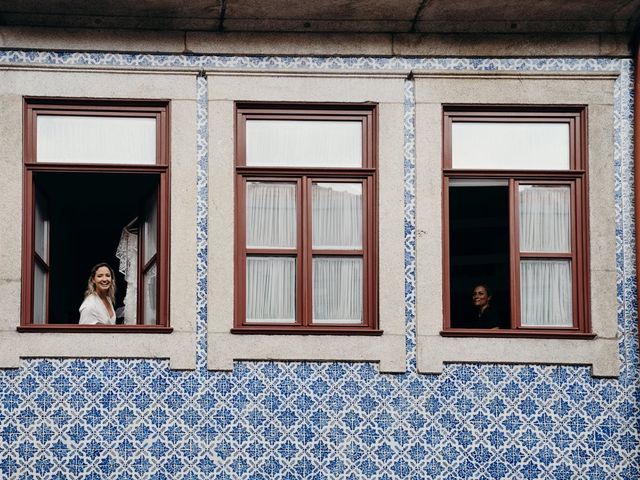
[0,53,637,479]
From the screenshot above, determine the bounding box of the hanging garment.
[116,223,138,325]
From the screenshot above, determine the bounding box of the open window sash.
[139,189,159,325]
[33,188,50,324]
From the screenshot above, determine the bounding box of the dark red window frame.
[19,97,172,333]
[233,103,380,334]
[442,105,592,338]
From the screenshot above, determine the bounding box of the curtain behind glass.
[247,182,296,248]
[313,257,362,324]
[313,183,362,249]
[143,263,157,325]
[246,257,296,323]
[520,260,572,326]
[519,185,570,252]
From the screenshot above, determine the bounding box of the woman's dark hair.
[473,283,492,297]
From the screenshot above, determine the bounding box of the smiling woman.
[79,263,117,325]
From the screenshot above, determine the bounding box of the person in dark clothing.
[472,284,500,329]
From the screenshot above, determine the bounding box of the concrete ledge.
[209,333,406,373]
[417,336,620,377]
[0,27,631,58]
[0,330,197,370]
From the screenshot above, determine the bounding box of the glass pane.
[312,257,362,324]
[143,194,158,264]
[520,260,572,326]
[33,262,47,324]
[37,115,156,164]
[313,183,362,249]
[246,257,296,323]
[246,120,362,167]
[452,122,570,170]
[143,263,157,325]
[246,182,296,248]
[519,185,571,253]
[34,191,49,262]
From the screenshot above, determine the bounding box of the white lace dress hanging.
[116,227,138,325]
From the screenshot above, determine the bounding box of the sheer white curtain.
[519,185,570,252]
[312,183,362,249]
[313,257,362,324]
[247,182,296,248]
[143,263,157,325]
[520,260,572,326]
[246,257,296,323]
[519,185,572,326]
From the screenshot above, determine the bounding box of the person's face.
[472,286,491,309]
[93,266,112,295]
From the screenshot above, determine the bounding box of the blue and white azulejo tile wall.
[0,52,638,479]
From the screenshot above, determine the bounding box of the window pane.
[246,257,296,323]
[143,263,157,325]
[452,122,570,170]
[313,183,362,249]
[246,182,296,248]
[33,262,47,324]
[246,120,362,167]
[313,257,362,324]
[37,115,156,164]
[519,185,571,253]
[35,191,49,262]
[520,260,572,326]
[143,194,158,264]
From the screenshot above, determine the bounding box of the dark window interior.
[449,185,511,328]
[34,172,158,324]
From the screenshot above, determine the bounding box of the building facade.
[0,6,638,478]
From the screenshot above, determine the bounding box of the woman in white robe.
[79,262,117,325]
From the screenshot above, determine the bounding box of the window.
[234,103,379,333]
[20,98,170,331]
[443,106,591,336]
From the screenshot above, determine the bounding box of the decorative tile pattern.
[0,52,638,479]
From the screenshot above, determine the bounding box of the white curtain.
[519,185,570,252]
[247,182,296,248]
[313,257,362,324]
[520,260,572,326]
[518,185,573,326]
[313,183,362,249]
[144,195,158,263]
[246,257,296,323]
[143,263,157,325]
